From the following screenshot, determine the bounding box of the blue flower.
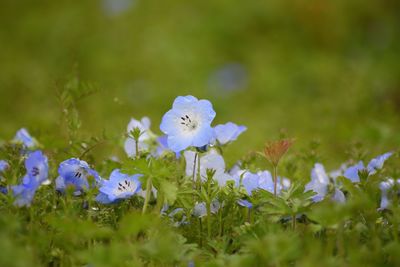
[184,149,234,186]
[344,152,393,182]
[367,152,393,175]
[343,161,365,183]
[24,150,49,185]
[13,128,37,148]
[305,163,345,203]
[154,135,180,158]
[124,117,153,158]
[213,122,247,145]
[0,160,8,172]
[305,163,330,202]
[160,95,216,152]
[193,200,220,218]
[55,158,101,195]
[11,150,49,207]
[96,169,142,204]
[237,199,253,208]
[12,177,38,207]
[257,170,291,195]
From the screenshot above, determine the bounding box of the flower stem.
[142,177,152,214]
[199,218,203,248]
[273,165,278,197]
[206,202,211,239]
[135,139,139,159]
[196,153,201,191]
[292,214,296,230]
[192,152,198,190]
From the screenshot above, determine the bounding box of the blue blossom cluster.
[0,96,396,218]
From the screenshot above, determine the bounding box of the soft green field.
[1,0,400,165]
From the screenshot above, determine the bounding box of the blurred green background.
[1,0,399,165]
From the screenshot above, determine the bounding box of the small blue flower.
[237,199,253,208]
[0,160,8,172]
[11,150,49,207]
[160,96,216,152]
[12,177,38,207]
[343,161,364,183]
[154,135,180,158]
[241,172,260,196]
[124,117,152,158]
[24,150,49,185]
[13,128,37,148]
[193,200,220,218]
[305,163,330,202]
[367,152,393,175]
[213,122,247,145]
[184,149,234,186]
[96,169,142,204]
[55,158,101,195]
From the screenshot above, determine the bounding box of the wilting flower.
[344,152,393,183]
[160,95,216,152]
[184,149,234,186]
[96,169,142,204]
[213,122,247,145]
[263,139,294,167]
[55,158,101,195]
[13,128,37,148]
[11,150,49,207]
[124,117,152,158]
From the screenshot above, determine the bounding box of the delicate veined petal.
[305,164,330,202]
[160,95,216,152]
[13,128,36,148]
[367,152,393,175]
[214,122,247,145]
[257,170,274,193]
[343,161,364,183]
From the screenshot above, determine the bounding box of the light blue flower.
[213,122,247,145]
[193,200,220,218]
[305,163,330,202]
[96,169,142,204]
[184,149,234,186]
[55,158,101,195]
[257,170,291,195]
[160,95,216,152]
[344,152,393,182]
[12,177,38,207]
[343,161,364,183]
[24,150,49,185]
[13,128,37,148]
[154,135,180,158]
[367,152,393,175]
[124,117,152,158]
[237,199,253,208]
[241,172,260,196]
[305,163,345,203]
[378,178,399,210]
[0,160,8,172]
[11,150,49,207]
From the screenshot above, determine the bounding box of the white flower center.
[114,179,136,195]
[180,114,198,131]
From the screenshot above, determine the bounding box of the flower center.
[117,180,135,193]
[74,171,83,178]
[31,167,40,177]
[180,114,198,131]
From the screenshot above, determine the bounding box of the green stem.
[292,214,296,230]
[192,152,198,189]
[219,209,223,237]
[206,202,211,239]
[135,139,139,159]
[273,165,278,197]
[196,153,201,191]
[199,218,203,248]
[142,177,152,214]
